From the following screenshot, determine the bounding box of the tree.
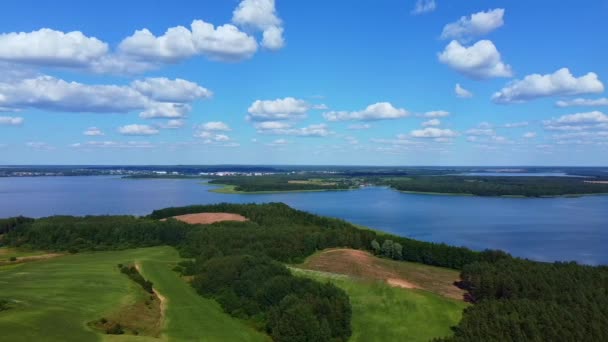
[392,242,403,260]
[381,240,394,258]
[371,240,380,254]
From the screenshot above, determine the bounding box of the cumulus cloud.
[233,0,285,50]
[503,121,529,128]
[118,124,159,136]
[131,78,212,102]
[0,75,209,119]
[411,0,436,15]
[455,83,473,98]
[324,102,408,121]
[0,28,108,67]
[200,121,231,131]
[266,138,289,146]
[422,110,450,118]
[466,127,495,136]
[71,141,155,149]
[247,97,310,121]
[441,9,504,41]
[545,111,608,125]
[410,127,458,138]
[83,127,104,136]
[159,119,185,129]
[119,20,258,63]
[0,116,23,125]
[492,68,604,104]
[523,132,537,139]
[256,122,332,137]
[422,119,441,127]
[555,97,608,108]
[438,40,512,79]
[26,141,54,150]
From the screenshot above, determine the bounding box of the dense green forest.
[382,176,608,197]
[3,202,608,341]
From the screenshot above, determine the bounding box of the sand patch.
[162,213,248,225]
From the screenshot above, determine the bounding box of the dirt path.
[0,253,64,266]
[135,263,167,324]
[162,212,248,224]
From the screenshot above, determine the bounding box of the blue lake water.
[1,176,607,265]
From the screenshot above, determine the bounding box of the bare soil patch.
[0,253,64,266]
[299,248,466,300]
[163,212,248,225]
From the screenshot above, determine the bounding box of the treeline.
[119,264,154,293]
[151,203,484,269]
[208,176,354,192]
[384,176,608,197]
[0,216,34,236]
[436,258,608,341]
[2,215,190,251]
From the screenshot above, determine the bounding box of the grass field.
[0,246,267,342]
[292,268,467,341]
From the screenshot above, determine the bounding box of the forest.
[2,202,608,341]
[208,175,356,192]
[383,176,608,197]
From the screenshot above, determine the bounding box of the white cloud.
[410,127,458,138]
[256,122,332,137]
[523,132,537,139]
[438,40,512,79]
[455,83,473,98]
[411,0,436,15]
[493,68,604,104]
[232,0,285,50]
[312,103,328,110]
[466,128,495,136]
[555,97,608,108]
[71,141,155,149]
[422,110,450,118]
[441,9,504,41]
[119,20,258,63]
[266,138,289,146]
[347,123,371,130]
[83,127,104,136]
[324,102,408,121]
[139,103,191,119]
[546,111,608,125]
[159,119,186,129]
[0,75,209,120]
[200,121,231,131]
[247,97,309,121]
[118,124,159,136]
[0,28,108,67]
[131,78,212,102]
[422,119,441,127]
[0,116,23,125]
[503,121,529,128]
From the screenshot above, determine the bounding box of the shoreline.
[207,183,358,194]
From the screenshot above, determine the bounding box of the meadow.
[0,246,266,342]
[292,267,466,341]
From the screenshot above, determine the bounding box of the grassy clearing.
[298,248,465,300]
[0,247,49,261]
[292,268,467,341]
[0,246,267,342]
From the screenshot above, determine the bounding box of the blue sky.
[0,0,607,165]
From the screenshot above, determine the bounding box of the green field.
[292,268,467,342]
[0,246,267,342]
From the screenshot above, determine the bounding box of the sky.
[0,0,607,166]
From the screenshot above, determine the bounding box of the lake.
[1,176,607,265]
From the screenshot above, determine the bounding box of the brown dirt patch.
[299,248,466,300]
[300,249,420,290]
[163,212,248,225]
